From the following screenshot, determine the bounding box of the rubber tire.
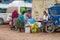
[45,24,55,33]
[0,18,4,25]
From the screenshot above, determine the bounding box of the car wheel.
[45,24,55,33]
[0,18,4,25]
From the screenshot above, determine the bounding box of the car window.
[20,0,32,3]
[0,0,2,3]
[0,8,7,13]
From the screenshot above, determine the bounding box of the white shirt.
[43,15,48,21]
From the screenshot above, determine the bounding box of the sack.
[31,22,38,33]
[32,28,37,33]
[32,22,38,28]
[38,22,42,27]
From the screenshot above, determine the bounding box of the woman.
[15,11,25,32]
[27,10,31,18]
[42,11,49,32]
[11,10,19,30]
[43,11,48,22]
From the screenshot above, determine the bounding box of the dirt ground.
[0,25,60,40]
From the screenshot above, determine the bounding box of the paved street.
[0,25,60,40]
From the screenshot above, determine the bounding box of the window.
[26,0,32,3]
[3,0,13,3]
[20,7,32,13]
[20,0,32,3]
[0,8,7,13]
[0,0,2,3]
[26,7,32,11]
[4,0,10,2]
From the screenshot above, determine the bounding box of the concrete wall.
[32,0,56,21]
[56,0,60,3]
[32,0,44,21]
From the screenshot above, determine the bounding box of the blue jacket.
[27,18,36,24]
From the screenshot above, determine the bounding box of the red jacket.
[12,10,19,18]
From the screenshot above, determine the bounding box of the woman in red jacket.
[11,10,19,30]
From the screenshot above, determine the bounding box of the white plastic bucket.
[25,27,30,33]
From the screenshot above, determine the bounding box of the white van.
[0,1,32,24]
[8,1,32,20]
[0,4,9,24]
[8,1,32,14]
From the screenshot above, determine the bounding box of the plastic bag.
[31,22,38,33]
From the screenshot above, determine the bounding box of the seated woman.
[42,11,49,32]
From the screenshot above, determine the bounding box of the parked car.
[0,3,12,24]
